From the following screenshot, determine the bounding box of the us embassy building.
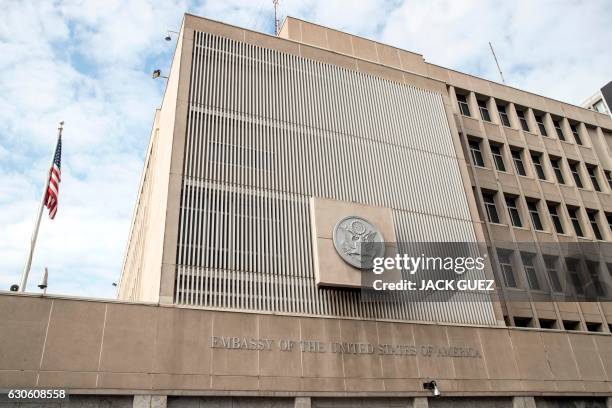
[3,13,612,408]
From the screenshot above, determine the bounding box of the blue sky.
[1,0,610,299]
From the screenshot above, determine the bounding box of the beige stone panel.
[534,231,555,243]
[300,21,328,49]
[151,374,210,390]
[539,332,580,381]
[461,116,483,137]
[509,330,553,380]
[554,380,586,392]
[524,132,544,150]
[497,172,520,192]
[339,320,382,378]
[540,181,562,202]
[579,189,599,209]
[277,18,290,39]
[99,304,156,373]
[351,36,378,62]
[488,379,523,392]
[568,333,607,381]
[517,177,540,197]
[259,315,301,377]
[0,296,50,371]
[578,146,598,163]
[356,60,404,84]
[447,70,473,91]
[185,14,245,42]
[299,44,358,71]
[383,378,422,391]
[509,302,534,317]
[467,76,494,97]
[398,51,427,75]
[98,372,152,390]
[582,380,610,393]
[314,237,360,287]
[345,378,385,392]
[561,141,581,161]
[558,302,582,322]
[597,192,612,212]
[594,335,612,380]
[376,322,418,379]
[503,128,525,147]
[326,29,353,56]
[259,376,302,391]
[153,307,212,375]
[559,184,580,206]
[483,122,503,142]
[211,375,259,391]
[512,227,533,242]
[489,224,513,242]
[542,137,563,156]
[245,30,300,55]
[477,329,519,380]
[37,371,97,389]
[412,325,453,379]
[426,63,450,83]
[301,377,345,392]
[285,17,301,42]
[41,299,105,372]
[445,326,488,380]
[300,317,343,378]
[579,302,601,316]
[210,312,259,376]
[451,379,492,392]
[601,302,612,321]
[376,44,401,69]
[0,370,37,388]
[520,379,557,392]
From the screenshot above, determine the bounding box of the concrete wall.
[1,293,612,397]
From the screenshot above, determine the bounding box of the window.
[544,256,562,292]
[568,161,583,188]
[505,195,522,227]
[530,152,546,180]
[478,99,491,121]
[587,165,601,191]
[593,99,608,114]
[606,170,612,190]
[607,212,612,233]
[498,104,511,127]
[587,210,603,240]
[527,201,543,231]
[566,258,583,295]
[550,157,565,184]
[516,109,530,132]
[570,124,582,145]
[522,253,540,290]
[534,114,547,136]
[468,140,485,167]
[553,119,565,141]
[498,250,517,287]
[511,149,526,176]
[490,143,506,171]
[547,202,564,234]
[482,191,500,223]
[457,94,471,116]
[586,261,605,297]
[567,206,584,237]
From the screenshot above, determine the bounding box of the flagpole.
[19,121,64,292]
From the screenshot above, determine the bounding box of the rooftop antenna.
[489,42,506,84]
[273,0,280,35]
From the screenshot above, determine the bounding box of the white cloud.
[1,0,609,300]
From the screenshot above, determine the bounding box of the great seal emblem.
[333,216,385,269]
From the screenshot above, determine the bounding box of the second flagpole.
[19,121,64,292]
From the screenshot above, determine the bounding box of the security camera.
[423,380,440,397]
[10,284,19,292]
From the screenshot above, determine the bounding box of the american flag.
[45,135,62,219]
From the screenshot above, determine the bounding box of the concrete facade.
[45,11,612,406]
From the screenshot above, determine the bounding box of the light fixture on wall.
[152,69,168,79]
[164,30,179,41]
[423,380,440,397]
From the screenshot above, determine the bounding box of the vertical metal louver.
[175,31,497,325]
